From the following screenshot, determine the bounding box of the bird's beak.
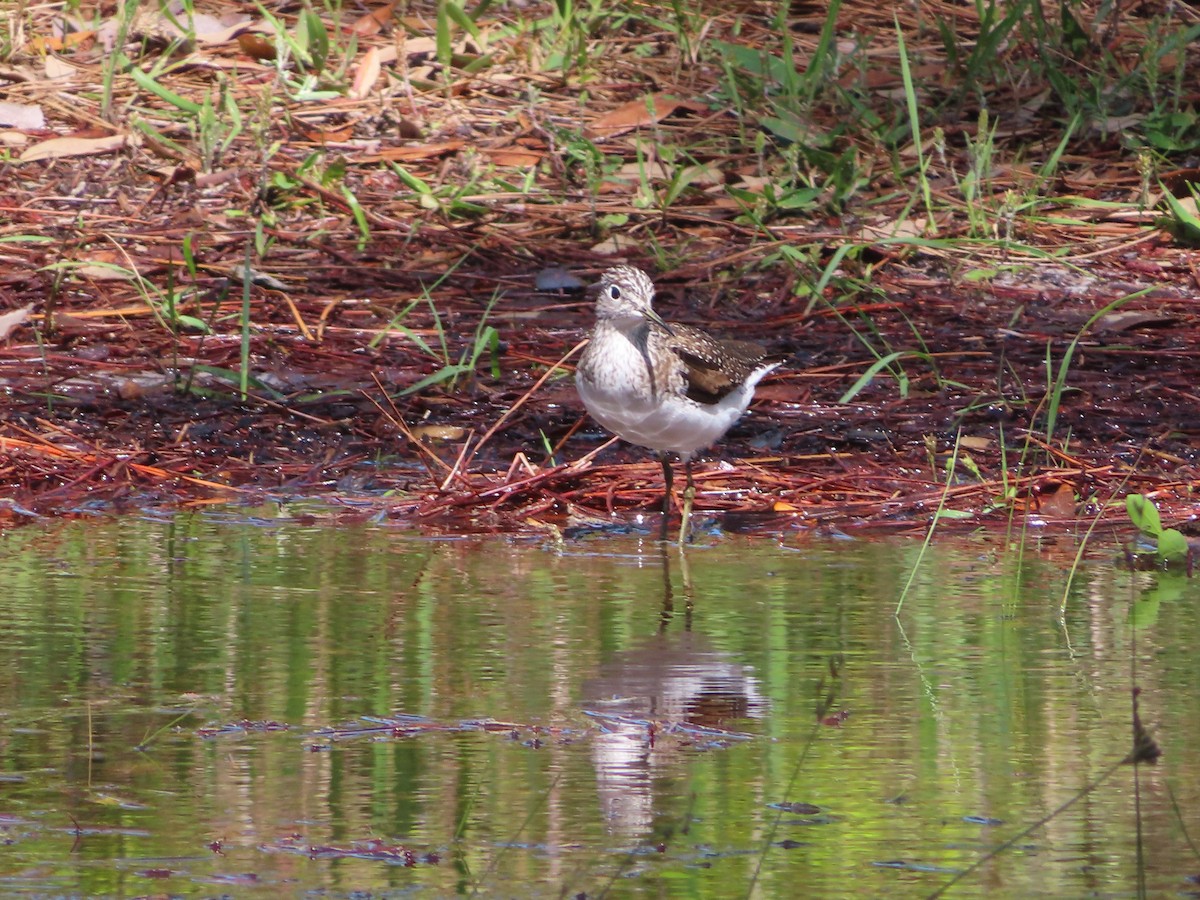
[643,307,674,336]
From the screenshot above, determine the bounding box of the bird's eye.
[608,285,621,300]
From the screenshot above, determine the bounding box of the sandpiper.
[576,265,780,542]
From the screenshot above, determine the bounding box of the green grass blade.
[839,351,914,403]
[120,54,203,113]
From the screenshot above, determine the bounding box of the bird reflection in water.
[581,545,767,836]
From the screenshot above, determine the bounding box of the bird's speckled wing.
[663,324,769,405]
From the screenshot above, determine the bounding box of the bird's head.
[588,265,672,332]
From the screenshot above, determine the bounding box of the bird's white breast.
[577,322,777,461]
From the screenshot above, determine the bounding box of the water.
[0,508,1196,898]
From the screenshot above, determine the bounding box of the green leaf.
[839,351,915,403]
[597,212,629,229]
[299,7,328,71]
[933,508,975,521]
[436,2,453,69]
[485,326,501,378]
[393,164,431,194]
[0,234,55,244]
[175,315,211,333]
[181,233,197,277]
[1060,0,1090,56]
[776,188,822,210]
[121,54,202,113]
[341,185,370,249]
[760,116,806,144]
[1159,182,1200,245]
[1157,528,1189,562]
[444,0,482,41]
[710,39,793,84]
[399,364,470,396]
[724,186,760,205]
[395,324,437,359]
[1125,493,1162,537]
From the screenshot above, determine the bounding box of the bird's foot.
[678,483,696,545]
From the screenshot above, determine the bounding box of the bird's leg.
[659,454,673,542]
[678,459,696,545]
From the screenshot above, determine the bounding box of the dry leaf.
[297,123,355,142]
[481,148,542,167]
[412,424,466,442]
[30,31,93,52]
[372,141,464,161]
[734,174,770,191]
[19,133,138,162]
[230,265,288,290]
[185,13,224,37]
[74,264,134,281]
[194,21,258,46]
[187,13,254,45]
[678,162,723,187]
[1096,311,1174,332]
[402,36,437,57]
[116,375,172,400]
[44,55,76,80]
[398,15,436,32]
[1037,483,1077,518]
[93,7,245,48]
[351,2,395,36]
[349,46,382,99]
[0,304,33,340]
[237,32,276,61]
[615,160,670,180]
[394,117,423,140]
[589,234,638,255]
[585,93,701,139]
[856,217,929,240]
[0,102,45,130]
[48,312,112,335]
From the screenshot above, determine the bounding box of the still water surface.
[0,508,1197,898]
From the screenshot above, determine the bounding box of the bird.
[575,265,780,542]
